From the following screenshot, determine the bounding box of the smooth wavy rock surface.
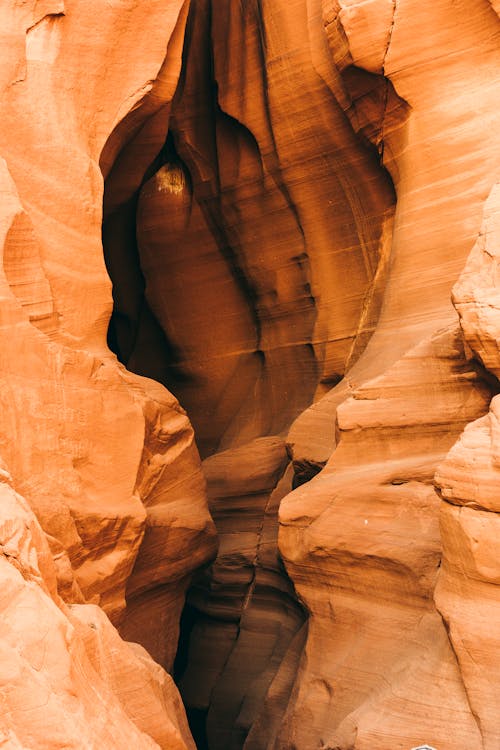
[0,2,214,747]
[2,0,500,749]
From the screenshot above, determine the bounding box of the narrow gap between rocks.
[100,4,311,748]
[100,2,404,748]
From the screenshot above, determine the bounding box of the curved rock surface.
[277,2,500,748]
[435,182,500,750]
[0,1,215,747]
[280,326,492,749]
[177,438,305,750]
[116,0,396,458]
[3,0,500,749]
[0,474,195,750]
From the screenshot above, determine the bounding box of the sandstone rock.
[105,0,500,747]
[275,6,500,740]
[290,0,500,464]
[112,0,395,458]
[70,603,196,750]
[278,327,491,749]
[0,0,215,745]
[435,182,500,750]
[3,0,500,748]
[452,182,500,379]
[178,439,305,750]
[0,481,194,750]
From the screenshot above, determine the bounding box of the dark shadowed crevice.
[174,604,211,750]
[291,458,326,489]
[173,454,308,750]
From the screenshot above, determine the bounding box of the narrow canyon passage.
[2,0,500,749]
[98,0,500,741]
[102,1,398,748]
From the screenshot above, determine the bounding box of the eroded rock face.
[111,0,397,458]
[105,0,500,748]
[0,475,196,749]
[0,1,215,746]
[279,327,492,749]
[4,0,500,749]
[177,439,305,750]
[435,182,500,750]
[105,1,398,744]
[276,2,500,748]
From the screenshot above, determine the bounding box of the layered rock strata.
[105,0,500,748]
[3,0,500,749]
[0,1,215,746]
[278,1,500,748]
[108,0,397,458]
[104,1,399,744]
[0,478,195,749]
[280,327,493,749]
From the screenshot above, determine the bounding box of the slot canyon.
[1,1,500,749]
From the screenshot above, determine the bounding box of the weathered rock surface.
[0,1,215,746]
[112,0,396,458]
[276,2,500,748]
[106,0,500,748]
[0,478,195,749]
[177,439,305,750]
[275,2,500,748]
[435,182,500,750]
[280,327,492,749]
[105,1,397,744]
[3,0,500,749]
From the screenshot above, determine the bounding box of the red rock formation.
[177,439,305,750]
[278,1,500,748]
[108,1,398,745]
[280,327,492,749]
[102,0,500,747]
[3,0,500,749]
[119,0,396,458]
[435,182,500,750]
[0,1,215,746]
[0,471,195,749]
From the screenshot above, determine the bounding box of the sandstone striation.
[105,1,398,742]
[0,477,195,750]
[2,0,500,749]
[276,1,500,748]
[0,1,215,746]
[111,0,396,458]
[279,327,493,749]
[101,0,500,747]
[276,1,500,747]
[435,182,500,750]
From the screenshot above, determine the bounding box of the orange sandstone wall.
[2,1,500,749]
[279,2,500,749]
[0,2,215,747]
[118,0,396,458]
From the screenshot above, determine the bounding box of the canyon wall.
[1,1,500,749]
[278,2,500,748]
[0,1,215,747]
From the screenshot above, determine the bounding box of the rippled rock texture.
[0,1,214,747]
[3,0,500,749]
